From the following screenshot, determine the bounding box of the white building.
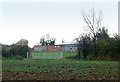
[55,42,79,52]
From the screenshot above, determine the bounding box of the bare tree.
[81,8,103,57]
[81,8,103,41]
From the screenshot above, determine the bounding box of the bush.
[9,45,29,58]
[16,56,23,60]
[18,56,23,60]
[75,33,120,61]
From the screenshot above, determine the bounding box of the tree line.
[2,39,32,59]
[74,8,120,61]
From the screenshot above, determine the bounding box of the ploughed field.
[2,59,120,80]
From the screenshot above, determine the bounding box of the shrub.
[17,56,23,60]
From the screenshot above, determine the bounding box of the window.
[57,45,59,48]
[55,46,56,48]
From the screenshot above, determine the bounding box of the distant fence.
[31,52,63,59]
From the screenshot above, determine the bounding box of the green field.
[2,59,120,80]
[32,52,77,59]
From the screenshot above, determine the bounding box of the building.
[33,42,79,52]
[56,42,79,52]
[34,45,63,52]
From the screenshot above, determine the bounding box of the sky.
[0,0,118,47]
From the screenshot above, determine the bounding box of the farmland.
[2,59,120,80]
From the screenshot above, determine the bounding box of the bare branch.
[81,8,103,40]
[81,11,93,33]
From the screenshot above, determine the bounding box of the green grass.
[32,51,77,59]
[2,59,120,80]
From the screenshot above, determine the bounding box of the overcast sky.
[0,0,118,47]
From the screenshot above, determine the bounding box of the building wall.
[34,46,47,52]
[47,46,55,51]
[53,45,63,52]
[34,44,78,52]
[63,45,78,52]
[34,45,63,52]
